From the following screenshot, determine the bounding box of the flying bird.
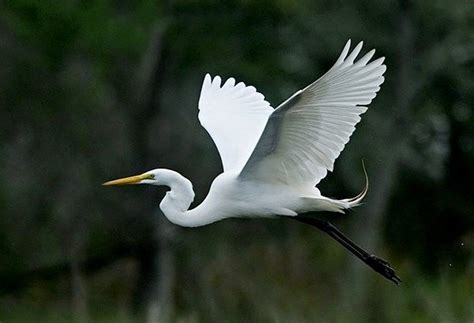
[104,40,401,284]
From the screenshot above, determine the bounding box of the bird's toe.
[366,254,402,285]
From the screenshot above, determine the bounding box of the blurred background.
[0,0,473,322]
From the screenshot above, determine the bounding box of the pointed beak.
[102,173,150,186]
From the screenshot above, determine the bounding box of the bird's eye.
[148,174,155,179]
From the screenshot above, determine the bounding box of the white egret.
[104,40,401,284]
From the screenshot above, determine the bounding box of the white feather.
[198,74,273,172]
[239,40,386,188]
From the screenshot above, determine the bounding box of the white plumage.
[241,41,385,187]
[198,74,273,172]
[104,39,386,226]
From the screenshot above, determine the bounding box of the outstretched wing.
[239,40,386,187]
[198,74,273,172]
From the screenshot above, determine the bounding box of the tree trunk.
[129,23,177,322]
[71,233,89,323]
[146,215,177,323]
[342,0,416,318]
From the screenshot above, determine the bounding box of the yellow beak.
[102,173,150,186]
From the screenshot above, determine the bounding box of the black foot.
[365,255,402,285]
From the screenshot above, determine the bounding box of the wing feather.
[198,74,273,172]
[239,40,386,187]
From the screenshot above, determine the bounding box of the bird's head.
[103,169,163,186]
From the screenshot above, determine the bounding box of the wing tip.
[223,77,236,88]
[213,75,222,87]
[336,39,352,65]
[342,40,364,66]
[337,39,365,65]
[203,73,212,85]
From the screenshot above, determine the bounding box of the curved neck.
[157,170,219,227]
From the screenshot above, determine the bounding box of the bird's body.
[159,170,361,227]
[105,40,401,284]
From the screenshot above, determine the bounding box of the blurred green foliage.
[0,0,472,322]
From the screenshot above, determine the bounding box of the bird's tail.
[341,160,369,208]
[322,161,369,213]
[301,161,369,214]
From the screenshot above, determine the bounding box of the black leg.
[290,215,401,285]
